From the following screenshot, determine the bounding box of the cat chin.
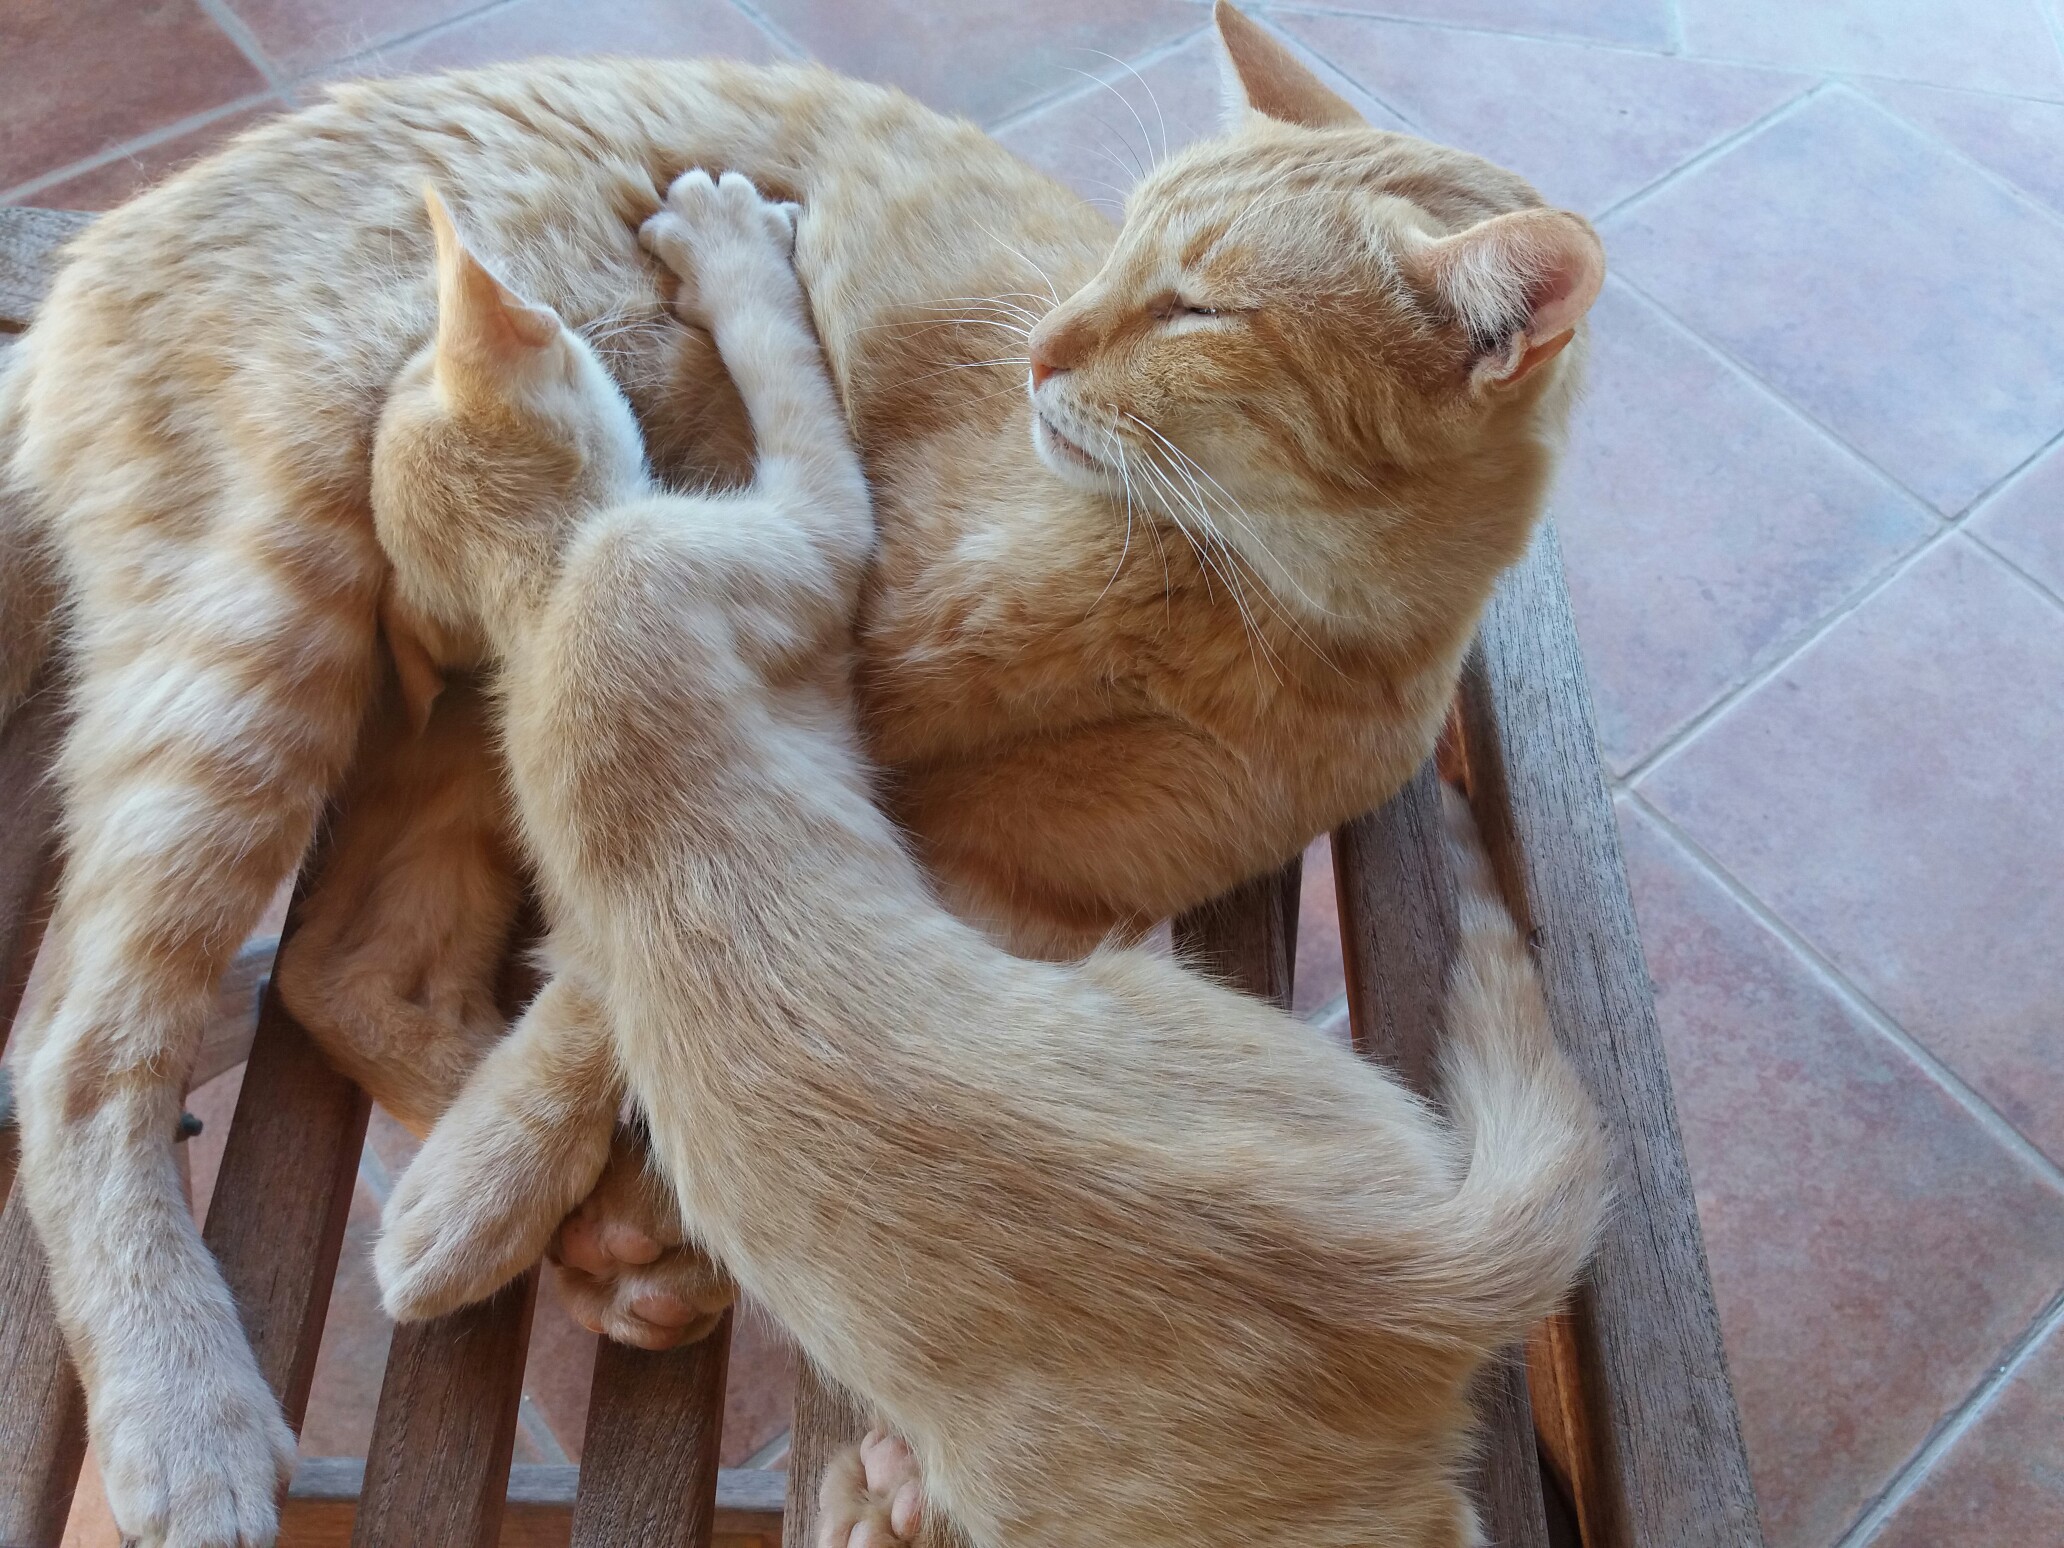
[1030,411,1121,495]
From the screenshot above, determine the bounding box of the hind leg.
[11,500,381,1548]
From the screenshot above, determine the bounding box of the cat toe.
[817,1432,924,1548]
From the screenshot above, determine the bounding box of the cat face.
[1026,3,1603,625]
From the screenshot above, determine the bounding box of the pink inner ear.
[1523,228,1605,345]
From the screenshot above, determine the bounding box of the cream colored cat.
[0,7,1602,1542]
[368,165,1605,1548]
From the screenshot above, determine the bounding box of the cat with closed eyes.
[365,166,1605,1548]
[1,6,1603,1541]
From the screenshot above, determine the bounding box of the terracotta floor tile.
[523,1288,600,1459]
[361,0,785,77]
[0,0,269,193]
[1605,88,2064,513]
[721,1302,798,1464]
[750,0,1204,127]
[1863,1310,2064,1546]
[22,102,285,212]
[298,1176,393,1457]
[221,0,491,76]
[1617,800,2064,1548]
[1677,0,2064,99]
[1640,537,2064,1165]
[1293,834,1343,1022]
[1969,436,2064,602]
[1863,79,2064,222]
[1260,0,1674,50]
[1553,280,1936,770]
[995,26,1405,208]
[1279,10,1806,216]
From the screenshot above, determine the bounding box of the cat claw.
[818,1430,925,1548]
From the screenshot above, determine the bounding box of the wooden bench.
[0,204,1764,1548]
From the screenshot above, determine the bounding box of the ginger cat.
[367,165,1604,1548]
[0,6,1602,1541]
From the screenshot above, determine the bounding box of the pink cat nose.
[1029,343,1067,390]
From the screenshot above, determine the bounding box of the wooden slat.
[351,1271,540,1548]
[203,892,374,1425]
[1333,760,1552,1548]
[570,1309,734,1547]
[0,206,92,329]
[1170,853,1302,1006]
[0,1186,85,1547]
[782,1367,872,1548]
[1461,521,1762,1548]
[282,1460,785,1547]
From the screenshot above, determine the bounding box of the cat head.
[1027,1,1604,638]
[373,186,649,662]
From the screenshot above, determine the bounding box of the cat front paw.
[817,1431,926,1548]
[93,1335,297,1548]
[639,169,802,318]
[546,1127,736,1349]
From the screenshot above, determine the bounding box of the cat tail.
[1411,785,1608,1345]
[0,347,60,727]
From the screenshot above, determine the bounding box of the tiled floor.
[8,2,2062,1545]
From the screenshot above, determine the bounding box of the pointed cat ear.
[424,185,561,378]
[1409,208,1605,390]
[1215,1,1364,131]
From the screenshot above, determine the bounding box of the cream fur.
[369,168,1606,1548]
[0,12,1603,1542]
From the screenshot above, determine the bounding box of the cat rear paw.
[546,1128,736,1349]
[817,1430,925,1548]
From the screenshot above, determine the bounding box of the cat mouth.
[1033,408,1109,477]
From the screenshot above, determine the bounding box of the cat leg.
[276,674,519,1136]
[818,1430,926,1548]
[10,512,381,1548]
[376,973,630,1319]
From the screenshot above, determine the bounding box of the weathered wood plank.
[0,1184,86,1547]
[1461,521,1762,1548]
[1333,760,1552,1548]
[202,897,373,1425]
[282,1460,785,1547]
[783,1366,872,1548]
[570,1310,734,1548]
[352,1271,539,1548]
[1171,853,1302,1006]
[0,206,92,329]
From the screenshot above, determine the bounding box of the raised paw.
[817,1430,925,1548]
[638,170,802,318]
[547,1126,736,1349]
[94,1339,297,1547]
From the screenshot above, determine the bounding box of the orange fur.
[0,12,1601,1543]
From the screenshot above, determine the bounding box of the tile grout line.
[983,27,1214,137]
[192,0,289,95]
[1832,1288,2064,1547]
[1615,416,2064,778]
[1254,3,2064,108]
[518,1396,572,1466]
[1627,791,2064,1193]
[1961,525,2064,618]
[0,91,282,205]
[719,0,809,62]
[1851,82,2064,240]
[272,0,531,93]
[1614,525,1951,789]
[1589,80,1831,227]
